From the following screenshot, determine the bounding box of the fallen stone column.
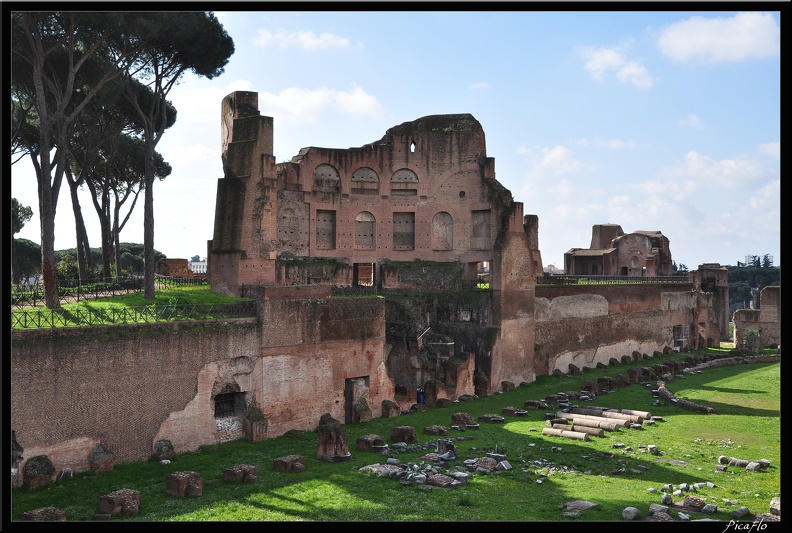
[556,412,629,428]
[592,410,644,424]
[620,409,651,419]
[562,417,622,432]
[542,427,589,441]
[552,423,604,438]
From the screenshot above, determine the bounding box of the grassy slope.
[11,351,780,522]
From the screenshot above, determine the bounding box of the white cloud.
[616,61,654,89]
[168,80,254,124]
[253,29,355,50]
[758,142,780,159]
[659,150,765,189]
[678,114,704,129]
[260,84,382,123]
[657,12,780,64]
[537,145,584,175]
[580,46,625,80]
[749,179,780,210]
[593,137,635,150]
[469,82,489,90]
[579,44,654,89]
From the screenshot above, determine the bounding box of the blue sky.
[11,9,781,270]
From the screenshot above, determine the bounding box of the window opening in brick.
[316,210,336,249]
[214,393,237,418]
[392,212,415,250]
[432,212,453,250]
[471,209,491,250]
[459,191,465,198]
[410,141,415,153]
[477,261,490,289]
[390,169,418,196]
[354,263,375,287]
[351,167,380,195]
[355,211,376,249]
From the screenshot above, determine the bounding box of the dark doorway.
[344,376,369,423]
[353,263,375,286]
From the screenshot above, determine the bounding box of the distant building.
[543,264,564,275]
[189,259,207,274]
[564,224,672,277]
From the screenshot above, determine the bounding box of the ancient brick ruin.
[564,223,673,277]
[11,91,759,481]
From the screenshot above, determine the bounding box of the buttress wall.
[10,295,392,478]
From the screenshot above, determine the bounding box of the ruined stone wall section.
[733,286,781,348]
[210,92,278,294]
[487,202,539,392]
[276,146,495,266]
[11,320,260,472]
[11,296,393,474]
[19,437,102,479]
[535,310,677,375]
[662,291,698,311]
[534,294,609,320]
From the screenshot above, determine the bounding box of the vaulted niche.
[351,167,380,195]
[390,168,418,196]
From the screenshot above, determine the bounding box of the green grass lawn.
[11,351,780,522]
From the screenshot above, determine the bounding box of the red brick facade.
[10,91,739,484]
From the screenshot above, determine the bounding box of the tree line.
[11,12,235,309]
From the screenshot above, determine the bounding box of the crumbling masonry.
[10,91,740,479]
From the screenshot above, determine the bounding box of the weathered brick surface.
[20,507,67,521]
[166,471,203,497]
[273,455,305,473]
[99,488,140,515]
[224,464,258,484]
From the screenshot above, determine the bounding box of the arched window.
[312,164,340,193]
[390,168,418,196]
[351,167,380,195]
[355,211,376,249]
[432,212,453,250]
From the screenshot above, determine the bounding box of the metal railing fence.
[11,302,256,330]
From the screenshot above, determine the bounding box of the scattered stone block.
[223,464,258,484]
[769,497,780,516]
[317,413,350,461]
[151,440,176,461]
[423,425,449,436]
[427,473,456,488]
[166,471,203,497]
[472,456,497,472]
[89,443,114,473]
[682,496,706,512]
[450,412,478,430]
[20,507,67,521]
[273,455,305,472]
[380,399,401,418]
[99,488,140,515]
[356,434,386,451]
[390,426,418,443]
[502,406,528,416]
[435,398,453,408]
[622,506,640,520]
[22,455,55,490]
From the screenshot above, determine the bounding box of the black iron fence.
[536,275,691,285]
[11,276,208,308]
[11,302,257,330]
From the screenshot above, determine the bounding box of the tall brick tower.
[208,91,278,295]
